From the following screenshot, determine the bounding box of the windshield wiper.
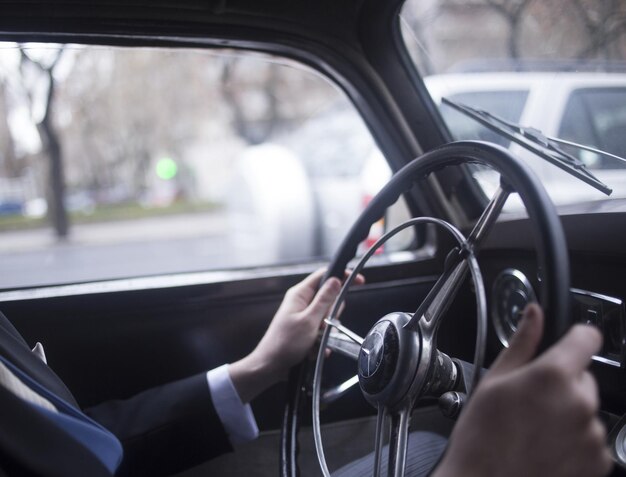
[442,97,618,196]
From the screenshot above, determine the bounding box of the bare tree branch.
[570,0,626,59]
[483,0,533,58]
[220,57,282,145]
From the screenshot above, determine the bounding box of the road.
[0,212,259,289]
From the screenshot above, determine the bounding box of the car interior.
[1,0,626,476]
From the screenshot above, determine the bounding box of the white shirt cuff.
[206,364,259,447]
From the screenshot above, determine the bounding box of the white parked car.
[227,107,394,263]
[425,72,626,208]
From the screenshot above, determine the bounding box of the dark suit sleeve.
[85,373,233,477]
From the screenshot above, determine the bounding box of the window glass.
[401,0,626,208]
[439,90,528,147]
[0,44,406,288]
[559,88,626,169]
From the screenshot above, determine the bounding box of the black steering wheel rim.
[280,140,571,477]
[324,141,570,339]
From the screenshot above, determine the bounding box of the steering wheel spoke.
[466,184,512,250]
[387,404,412,477]
[372,403,412,477]
[373,405,387,477]
[406,184,511,334]
[407,257,468,333]
[324,318,364,347]
[324,328,362,361]
[321,375,360,405]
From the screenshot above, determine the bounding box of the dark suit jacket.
[0,311,232,477]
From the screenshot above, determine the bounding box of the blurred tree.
[571,0,626,59]
[57,48,213,201]
[0,80,18,177]
[54,47,338,207]
[218,54,339,145]
[425,0,626,71]
[483,0,532,58]
[19,46,68,238]
[220,57,279,145]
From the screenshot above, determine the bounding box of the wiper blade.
[442,97,614,196]
[548,136,626,166]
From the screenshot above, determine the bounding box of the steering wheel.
[280,141,571,477]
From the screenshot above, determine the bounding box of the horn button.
[358,320,400,395]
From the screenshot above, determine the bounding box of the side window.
[559,88,626,169]
[0,44,412,288]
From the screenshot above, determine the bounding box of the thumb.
[304,277,341,322]
[489,303,544,376]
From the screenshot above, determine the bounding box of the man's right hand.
[433,303,614,477]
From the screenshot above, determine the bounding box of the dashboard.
[478,203,626,473]
[487,263,626,473]
[491,268,625,368]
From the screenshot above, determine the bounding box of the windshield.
[400,0,626,209]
